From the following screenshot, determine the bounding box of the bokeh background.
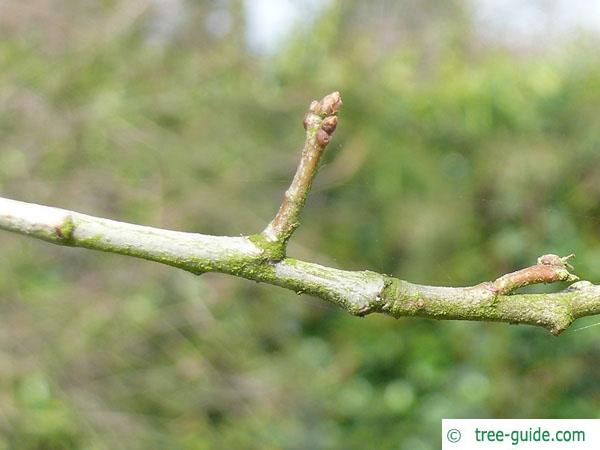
[1,0,600,448]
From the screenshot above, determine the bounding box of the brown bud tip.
[537,253,575,270]
[312,91,342,116]
[321,116,338,134]
[316,128,330,147]
[538,254,563,266]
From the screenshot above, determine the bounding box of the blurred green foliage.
[1,1,600,449]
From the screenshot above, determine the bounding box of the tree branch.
[262,92,341,255]
[1,92,599,335]
[490,254,578,295]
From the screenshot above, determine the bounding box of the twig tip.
[537,253,575,271]
[311,91,343,117]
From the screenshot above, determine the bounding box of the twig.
[1,92,599,335]
[490,254,578,295]
[262,92,342,254]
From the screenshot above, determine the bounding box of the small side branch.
[261,92,342,256]
[490,254,578,295]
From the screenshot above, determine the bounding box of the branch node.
[55,215,75,243]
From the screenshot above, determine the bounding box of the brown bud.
[318,91,342,116]
[538,254,562,266]
[316,128,330,147]
[321,116,337,134]
[303,114,310,130]
[538,253,575,270]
